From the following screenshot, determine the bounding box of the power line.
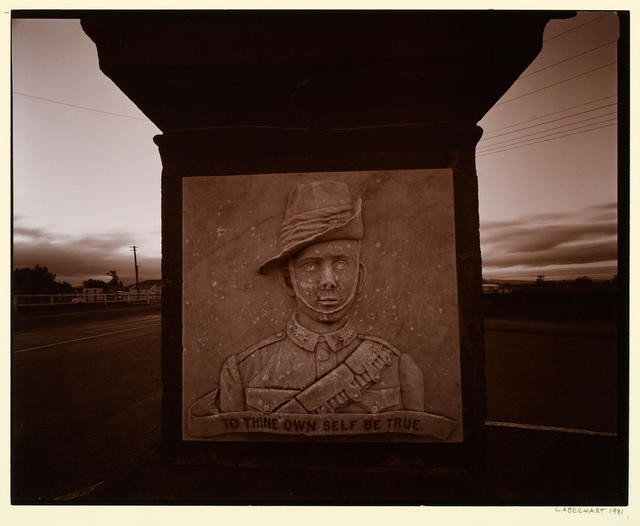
[477,122,616,157]
[478,118,616,154]
[476,122,616,158]
[495,61,617,106]
[480,102,617,142]
[482,94,617,134]
[519,40,617,79]
[13,91,151,122]
[477,111,618,151]
[542,13,610,42]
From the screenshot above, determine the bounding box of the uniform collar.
[286,315,357,353]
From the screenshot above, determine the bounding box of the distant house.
[482,282,512,295]
[125,280,163,295]
[482,283,500,294]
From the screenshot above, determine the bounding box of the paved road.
[484,318,618,435]
[12,306,162,502]
[11,308,619,502]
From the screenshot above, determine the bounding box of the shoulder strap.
[236,329,286,364]
[357,334,402,356]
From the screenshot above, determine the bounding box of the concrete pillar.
[82,9,571,485]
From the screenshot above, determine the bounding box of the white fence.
[13,292,161,308]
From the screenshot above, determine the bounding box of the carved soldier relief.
[183,171,463,441]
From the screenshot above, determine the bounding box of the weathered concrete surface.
[182,170,462,440]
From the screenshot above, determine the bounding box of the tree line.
[13,265,124,295]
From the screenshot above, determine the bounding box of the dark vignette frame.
[9,8,624,504]
[616,10,630,507]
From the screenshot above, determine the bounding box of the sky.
[12,18,162,285]
[11,12,620,286]
[477,11,619,280]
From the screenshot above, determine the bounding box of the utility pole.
[130,245,140,292]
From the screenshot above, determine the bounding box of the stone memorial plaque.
[182,170,462,441]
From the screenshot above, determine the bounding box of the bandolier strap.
[276,340,394,414]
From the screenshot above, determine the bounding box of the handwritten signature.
[555,507,625,515]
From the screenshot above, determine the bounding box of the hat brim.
[257,208,363,275]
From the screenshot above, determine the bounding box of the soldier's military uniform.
[214,315,424,414]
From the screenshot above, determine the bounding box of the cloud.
[14,224,53,239]
[589,212,618,222]
[481,212,572,231]
[481,222,617,253]
[14,201,618,285]
[480,203,618,277]
[483,240,617,268]
[586,202,617,211]
[482,203,616,229]
[13,224,160,285]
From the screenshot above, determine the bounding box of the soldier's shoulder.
[235,329,287,364]
[357,333,402,357]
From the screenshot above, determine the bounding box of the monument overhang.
[81,11,574,131]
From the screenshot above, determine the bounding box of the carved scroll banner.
[182,170,464,442]
[188,411,458,440]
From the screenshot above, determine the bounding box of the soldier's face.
[289,240,361,322]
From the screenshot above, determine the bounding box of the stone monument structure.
[82,10,573,500]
